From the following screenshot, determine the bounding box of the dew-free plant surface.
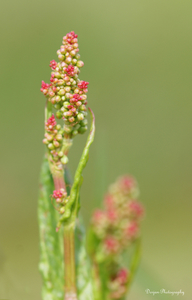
[38,31,144,300]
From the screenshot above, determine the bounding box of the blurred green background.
[0,0,192,299]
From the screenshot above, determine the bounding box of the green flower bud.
[61,96,66,101]
[80,119,88,126]
[61,155,69,165]
[60,207,65,214]
[72,59,77,65]
[78,126,88,134]
[77,113,84,121]
[77,60,84,68]
[72,130,78,136]
[53,156,59,162]
[56,134,62,141]
[54,104,61,110]
[76,54,80,59]
[56,111,62,119]
[58,151,64,157]
[48,143,54,150]
[69,117,75,123]
[58,89,65,96]
[58,54,64,61]
[64,125,73,133]
[46,133,54,141]
[63,101,70,108]
[56,124,61,130]
[79,104,86,111]
[61,106,67,113]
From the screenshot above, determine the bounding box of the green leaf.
[126,238,141,292]
[61,108,96,222]
[38,156,64,300]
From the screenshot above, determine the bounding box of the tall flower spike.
[41,31,89,140]
[41,31,90,165]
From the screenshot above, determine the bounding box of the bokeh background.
[0,0,192,299]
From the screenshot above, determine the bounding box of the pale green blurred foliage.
[0,0,192,299]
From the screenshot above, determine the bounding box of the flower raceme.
[92,175,144,255]
[90,175,144,299]
[41,31,89,164]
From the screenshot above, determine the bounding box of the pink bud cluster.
[108,268,129,299]
[52,188,68,215]
[43,115,67,164]
[92,175,144,256]
[91,175,144,299]
[40,31,89,138]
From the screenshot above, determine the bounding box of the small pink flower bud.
[53,140,60,148]
[46,133,54,142]
[76,101,82,107]
[49,60,57,70]
[55,96,61,102]
[56,198,62,203]
[104,237,119,254]
[73,43,78,49]
[65,86,71,92]
[69,117,75,123]
[58,54,64,61]
[57,79,64,86]
[78,81,89,90]
[81,94,87,101]
[70,50,76,56]
[43,138,48,144]
[65,56,72,64]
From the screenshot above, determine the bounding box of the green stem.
[63,223,77,300]
[51,165,77,300]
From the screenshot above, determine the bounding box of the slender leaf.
[38,156,64,300]
[61,108,95,222]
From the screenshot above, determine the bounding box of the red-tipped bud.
[50,60,57,70]
[78,81,89,90]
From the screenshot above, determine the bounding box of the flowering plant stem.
[38,31,145,300]
[63,223,77,300]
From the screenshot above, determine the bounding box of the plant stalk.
[51,166,77,300]
[63,223,77,300]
